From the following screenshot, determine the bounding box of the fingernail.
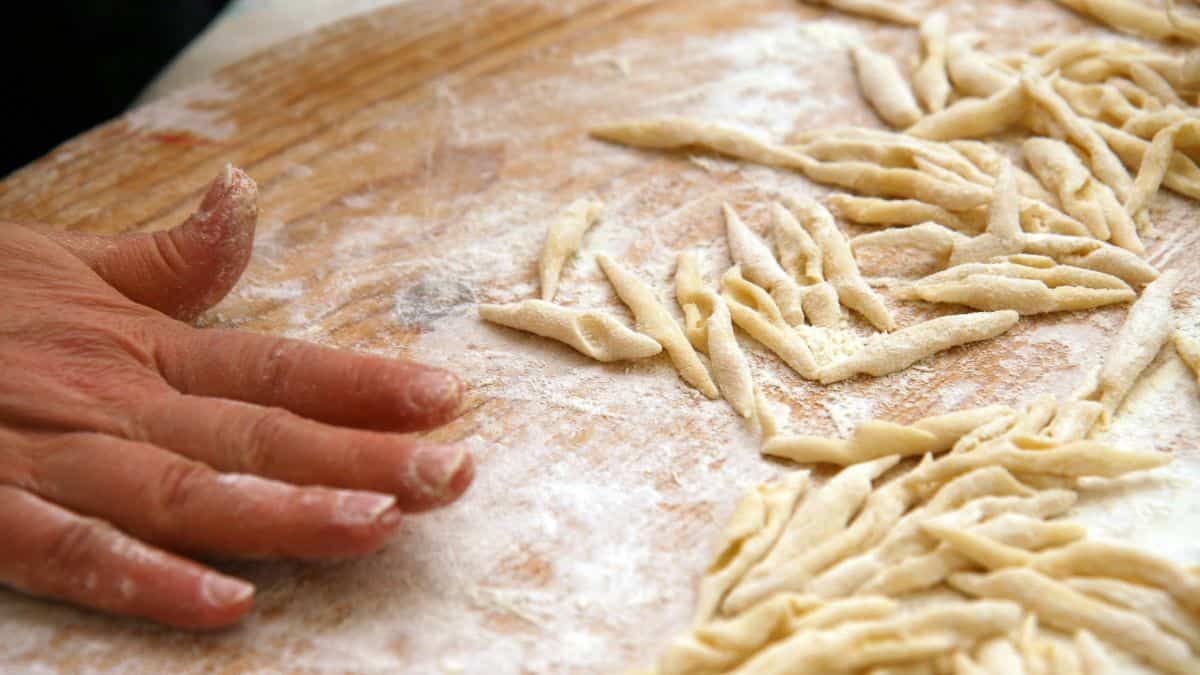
[410,371,464,414]
[202,574,254,608]
[415,444,467,495]
[336,493,397,526]
[378,509,403,531]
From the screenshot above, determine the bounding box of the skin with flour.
[0,168,474,629]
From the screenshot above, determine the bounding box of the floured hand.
[0,167,473,629]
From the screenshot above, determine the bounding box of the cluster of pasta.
[577,7,1200,416]
[639,271,1200,674]
[801,0,1200,45]
[481,190,1023,425]
[478,1,1200,672]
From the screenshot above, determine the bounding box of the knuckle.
[149,230,193,286]
[259,339,300,392]
[44,517,111,572]
[156,460,213,517]
[239,407,295,473]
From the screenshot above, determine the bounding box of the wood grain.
[3,1,1200,673]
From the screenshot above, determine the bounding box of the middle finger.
[25,431,405,559]
[132,392,473,512]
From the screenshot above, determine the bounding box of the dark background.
[3,1,231,177]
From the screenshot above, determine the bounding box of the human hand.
[0,167,473,629]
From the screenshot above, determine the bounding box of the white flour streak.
[124,79,239,140]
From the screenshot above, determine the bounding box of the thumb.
[42,166,259,321]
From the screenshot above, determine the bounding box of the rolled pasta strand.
[676,250,715,351]
[828,193,982,233]
[676,252,756,418]
[479,300,662,362]
[817,310,1019,384]
[906,81,1027,141]
[1021,232,1158,285]
[1024,75,1134,204]
[1023,137,1115,241]
[721,266,821,380]
[658,595,899,675]
[768,202,842,327]
[950,568,1199,675]
[724,204,807,326]
[1090,270,1180,423]
[797,134,988,184]
[764,405,1008,467]
[783,196,896,330]
[1127,120,1200,218]
[1129,61,1191,108]
[728,456,899,612]
[539,198,603,301]
[1176,331,1200,383]
[913,13,952,113]
[901,276,1134,314]
[903,439,1170,495]
[852,222,1158,286]
[1068,577,1200,651]
[859,491,1080,596]
[707,300,756,419]
[947,160,1024,267]
[732,600,1022,675]
[802,0,920,25]
[693,472,810,625]
[764,420,939,465]
[598,254,720,398]
[851,44,924,129]
[1074,630,1122,675]
[1094,121,1200,201]
[1022,135,1142,251]
[1048,0,1200,44]
[946,33,1014,98]
[796,156,995,211]
[590,116,807,169]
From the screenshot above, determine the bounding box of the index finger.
[154,325,464,433]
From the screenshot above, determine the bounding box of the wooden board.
[3,1,1200,672]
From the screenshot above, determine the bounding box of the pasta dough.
[1022,137,1142,253]
[598,254,720,398]
[768,202,842,327]
[1024,75,1135,205]
[1127,120,1200,219]
[913,13,951,114]
[803,0,920,25]
[591,116,807,170]
[828,193,981,234]
[763,405,1011,465]
[478,300,662,362]
[906,81,1026,141]
[538,198,603,301]
[724,204,808,327]
[851,222,1158,286]
[1089,270,1181,422]
[721,266,820,380]
[1049,0,1200,43]
[1176,331,1200,382]
[896,257,1136,315]
[676,251,757,418]
[851,44,923,129]
[816,310,1019,384]
[783,196,896,330]
[950,569,1199,674]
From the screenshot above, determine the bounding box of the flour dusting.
[124,79,239,141]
